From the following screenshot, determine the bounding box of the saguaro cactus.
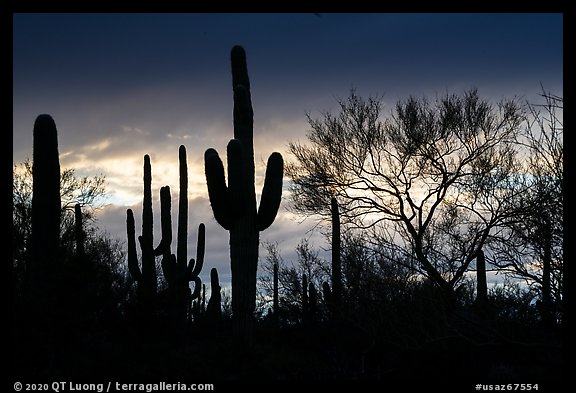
[273,262,279,320]
[302,275,318,325]
[205,45,284,343]
[321,198,343,319]
[126,155,158,303]
[475,249,488,309]
[30,114,61,287]
[74,203,85,258]
[331,197,343,309]
[157,146,205,324]
[206,268,222,322]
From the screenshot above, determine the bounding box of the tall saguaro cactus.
[331,197,343,308]
[127,155,158,304]
[30,114,61,288]
[322,198,343,318]
[205,45,284,344]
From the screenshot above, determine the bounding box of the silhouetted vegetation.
[155,146,205,330]
[204,45,284,346]
[12,46,563,386]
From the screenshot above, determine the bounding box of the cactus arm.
[257,152,284,231]
[126,209,142,281]
[210,267,220,290]
[191,277,202,301]
[205,148,233,230]
[189,223,205,278]
[186,258,196,281]
[154,186,172,256]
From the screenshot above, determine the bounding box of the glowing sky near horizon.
[12,13,563,288]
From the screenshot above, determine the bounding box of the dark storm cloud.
[14,13,563,160]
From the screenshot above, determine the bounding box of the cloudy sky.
[13,13,563,288]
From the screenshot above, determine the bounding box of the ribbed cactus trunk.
[141,156,157,296]
[28,114,62,368]
[126,154,157,309]
[30,114,61,289]
[205,46,283,346]
[476,249,488,309]
[230,213,259,342]
[331,197,342,309]
[177,145,189,279]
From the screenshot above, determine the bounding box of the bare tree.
[286,88,525,298]
[490,87,563,324]
[259,240,329,322]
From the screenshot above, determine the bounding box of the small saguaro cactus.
[74,203,85,258]
[206,267,222,322]
[475,249,488,312]
[126,154,158,304]
[156,146,205,324]
[273,262,279,320]
[30,114,61,288]
[331,197,343,309]
[205,45,284,344]
[302,275,318,325]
